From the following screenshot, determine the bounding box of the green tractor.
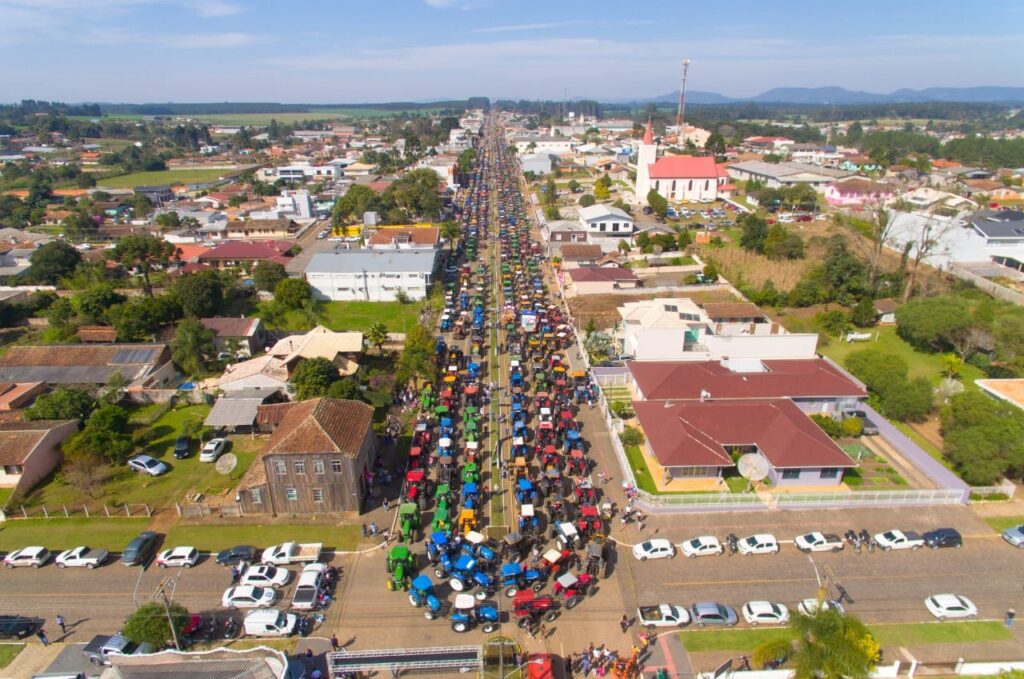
[399,502,422,543]
[433,484,452,533]
[461,461,480,485]
[386,545,416,591]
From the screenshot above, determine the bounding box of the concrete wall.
[767,465,845,487]
[706,333,819,360]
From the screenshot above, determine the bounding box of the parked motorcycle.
[860,529,874,552]
[726,533,739,556]
[845,529,862,553]
[222,616,238,639]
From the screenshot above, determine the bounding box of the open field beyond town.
[96,168,242,188]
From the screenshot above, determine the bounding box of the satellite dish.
[215,453,238,475]
[737,454,770,483]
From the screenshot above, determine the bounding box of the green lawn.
[624,445,658,494]
[680,628,791,652]
[817,325,985,387]
[0,644,24,669]
[97,168,243,189]
[166,523,361,552]
[0,487,14,508]
[983,516,1024,533]
[282,300,422,334]
[0,518,150,551]
[27,404,259,509]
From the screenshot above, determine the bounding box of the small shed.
[873,298,898,325]
[204,388,284,433]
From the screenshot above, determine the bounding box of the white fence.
[774,488,967,508]
[702,661,900,679]
[956,660,1024,676]
[970,481,1018,500]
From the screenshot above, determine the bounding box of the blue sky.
[0,0,1020,103]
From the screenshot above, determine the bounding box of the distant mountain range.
[639,86,1024,105]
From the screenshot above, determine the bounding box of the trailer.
[328,645,481,677]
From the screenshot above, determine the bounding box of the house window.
[705,180,710,190]
[688,180,693,191]
[275,461,286,475]
[599,223,606,232]
[3,464,22,475]
[285,487,298,501]
[331,459,343,473]
[781,469,801,480]
[612,223,619,232]
[314,460,325,475]
[294,460,305,475]
[820,468,840,479]
[671,180,676,192]
[250,488,262,505]
[312,488,324,503]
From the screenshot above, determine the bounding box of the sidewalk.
[0,642,60,679]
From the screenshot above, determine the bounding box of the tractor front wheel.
[474,590,488,601]
[450,578,465,591]
[424,610,436,620]
[518,616,532,629]
[505,586,519,597]
[531,582,544,593]
[452,621,468,633]
[434,567,446,578]
[566,596,580,610]
[544,610,558,622]
[408,594,419,607]
[482,622,498,633]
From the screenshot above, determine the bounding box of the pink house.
[0,420,78,500]
[824,178,895,208]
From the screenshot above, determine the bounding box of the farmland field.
[97,167,246,189]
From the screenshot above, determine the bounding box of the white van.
[243,609,298,637]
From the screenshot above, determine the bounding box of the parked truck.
[291,563,329,610]
[260,542,323,566]
[82,634,154,666]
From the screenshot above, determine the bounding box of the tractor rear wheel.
[449,578,465,591]
[452,621,468,633]
[518,616,532,629]
[474,590,488,601]
[434,567,446,578]
[505,586,519,597]
[544,610,558,622]
[408,594,419,607]
[531,582,544,593]
[566,596,579,610]
[424,610,436,620]
[482,622,498,633]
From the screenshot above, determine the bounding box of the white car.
[240,565,292,588]
[632,539,675,561]
[680,536,724,558]
[797,599,845,616]
[874,529,925,551]
[737,534,780,555]
[156,546,199,569]
[200,438,227,463]
[127,454,168,476]
[55,546,110,569]
[637,604,691,628]
[222,585,276,609]
[3,546,50,568]
[794,532,845,553]
[925,594,978,620]
[742,601,790,626]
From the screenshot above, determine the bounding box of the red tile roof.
[559,244,603,260]
[198,240,292,263]
[648,155,725,180]
[201,317,260,338]
[263,397,374,457]
[567,268,638,283]
[172,244,211,263]
[634,399,856,469]
[76,326,117,343]
[629,359,867,401]
[368,227,440,246]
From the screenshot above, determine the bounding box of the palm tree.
[440,220,461,249]
[752,610,879,679]
[366,322,389,355]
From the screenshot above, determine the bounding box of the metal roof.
[305,249,438,274]
[204,397,263,428]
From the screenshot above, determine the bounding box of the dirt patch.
[568,289,737,331]
[910,418,945,450]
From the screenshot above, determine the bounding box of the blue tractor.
[515,478,539,505]
[450,593,499,633]
[448,554,493,600]
[499,562,546,597]
[460,530,497,565]
[426,531,455,573]
[408,575,444,620]
[461,482,480,509]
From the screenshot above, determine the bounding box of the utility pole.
[676,58,691,143]
[152,576,181,651]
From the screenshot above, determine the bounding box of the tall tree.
[108,235,176,298]
[275,277,313,310]
[252,261,287,292]
[900,210,951,303]
[27,241,81,284]
[290,357,340,400]
[440,220,461,249]
[753,610,879,679]
[366,322,389,354]
[122,602,189,649]
[171,317,216,376]
[171,270,224,317]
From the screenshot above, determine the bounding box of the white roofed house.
[304,249,439,302]
[577,204,635,241]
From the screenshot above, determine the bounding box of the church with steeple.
[634,120,733,204]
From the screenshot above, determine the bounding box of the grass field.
[680,627,790,652]
[983,515,1024,533]
[166,523,361,552]
[27,404,260,508]
[624,445,658,494]
[97,167,241,189]
[0,644,24,669]
[817,325,985,387]
[0,517,150,552]
[278,300,422,334]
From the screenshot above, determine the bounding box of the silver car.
[1002,524,1024,548]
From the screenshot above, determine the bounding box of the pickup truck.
[291,563,329,610]
[260,542,323,566]
[873,529,925,551]
[82,633,154,666]
[55,546,110,569]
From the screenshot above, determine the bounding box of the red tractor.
[552,572,594,609]
[568,449,588,476]
[576,504,604,538]
[405,469,431,510]
[575,479,597,506]
[512,590,559,629]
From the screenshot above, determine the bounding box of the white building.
[577,204,635,239]
[617,298,818,361]
[512,135,577,155]
[305,250,439,302]
[418,157,458,190]
[727,160,851,191]
[257,164,339,182]
[887,209,1024,270]
[634,121,731,203]
[520,153,553,175]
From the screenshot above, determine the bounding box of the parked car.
[690,602,738,627]
[82,634,154,666]
[216,545,258,566]
[222,585,276,609]
[680,536,724,558]
[632,539,675,561]
[737,534,780,555]
[842,409,879,435]
[794,532,844,553]
[240,564,292,588]
[636,604,690,628]
[923,528,963,549]
[742,601,790,625]
[3,546,50,568]
[260,542,323,566]
[0,616,39,639]
[1001,524,1024,548]
[55,546,110,569]
[925,594,977,620]
[873,529,925,551]
[797,599,845,616]
[173,436,191,459]
[121,531,159,567]
[200,438,227,463]
[292,563,329,610]
[156,546,199,569]
[127,454,168,477]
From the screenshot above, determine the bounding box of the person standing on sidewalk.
[36,629,49,646]
[55,614,66,635]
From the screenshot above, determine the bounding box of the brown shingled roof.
[201,317,259,338]
[368,227,439,246]
[0,420,75,466]
[873,298,898,314]
[264,398,373,457]
[76,326,117,343]
[559,244,602,260]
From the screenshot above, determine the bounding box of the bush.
[619,426,645,446]
[702,263,719,281]
[544,206,561,221]
[578,194,596,208]
[810,413,843,438]
[611,400,634,419]
[841,417,864,437]
[816,310,848,337]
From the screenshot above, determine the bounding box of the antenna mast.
[676,58,691,142]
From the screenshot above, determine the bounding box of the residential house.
[305,250,438,302]
[563,267,640,297]
[727,161,852,191]
[236,398,377,514]
[197,241,292,269]
[268,325,363,376]
[577,204,635,240]
[0,382,46,410]
[874,298,898,324]
[367,226,441,251]
[76,326,118,343]
[824,178,895,208]
[0,420,79,499]
[557,244,603,269]
[257,164,338,182]
[542,220,590,250]
[961,179,1020,201]
[838,155,882,173]
[203,388,285,433]
[0,343,174,388]
[225,219,298,240]
[520,153,553,175]
[512,135,577,155]
[892,187,976,213]
[132,185,173,205]
[200,317,267,357]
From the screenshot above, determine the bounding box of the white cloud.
[85,27,266,49]
[186,0,244,17]
[469,22,572,34]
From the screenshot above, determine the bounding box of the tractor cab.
[398,502,421,543]
[449,594,499,634]
[386,545,415,591]
[554,521,581,551]
[408,574,444,620]
[519,503,538,534]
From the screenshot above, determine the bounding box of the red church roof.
[647,155,726,180]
